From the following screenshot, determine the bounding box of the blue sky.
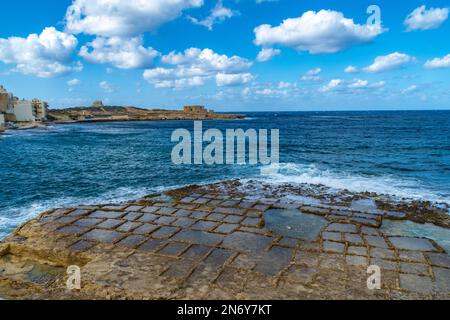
[0,0,449,111]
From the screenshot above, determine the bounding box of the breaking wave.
[0,187,152,239]
[259,163,450,206]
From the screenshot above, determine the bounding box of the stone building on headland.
[183,105,208,114]
[92,100,104,108]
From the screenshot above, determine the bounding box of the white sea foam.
[0,181,203,240]
[0,186,152,239]
[258,163,450,206]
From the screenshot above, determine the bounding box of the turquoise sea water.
[0,111,449,238]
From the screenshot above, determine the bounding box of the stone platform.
[0,187,449,300]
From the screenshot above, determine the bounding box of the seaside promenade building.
[13,100,35,123]
[0,85,15,121]
[0,85,48,128]
[0,113,5,132]
[1,85,15,126]
[32,99,48,122]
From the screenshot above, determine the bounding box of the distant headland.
[48,101,245,123]
[0,84,244,132]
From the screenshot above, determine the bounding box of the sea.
[1,110,449,239]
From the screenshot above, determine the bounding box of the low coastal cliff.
[48,106,245,123]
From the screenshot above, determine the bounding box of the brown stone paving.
[0,191,449,300]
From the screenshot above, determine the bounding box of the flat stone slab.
[364,235,389,249]
[151,226,180,239]
[117,222,142,233]
[427,253,450,268]
[158,242,190,257]
[222,232,272,253]
[326,223,357,233]
[82,229,124,243]
[370,248,396,260]
[97,219,124,229]
[118,235,147,248]
[389,237,437,252]
[323,241,345,254]
[182,244,212,260]
[74,218,102,227]
[433,267,450,292]
[90,210,124,219]
[173,230,224,247]
[347,246,368,257]
[69,240,95,252]
[138,239,166,252]
[133,223,159,235]
[263,209,327,240]
[254,247,292,276]
[58,225,88,235]
[400,262,430,276]
[399,274,434,293]
[346,256,368,267]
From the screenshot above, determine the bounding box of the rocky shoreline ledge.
[48,105,245,123]
[0,180,449,300]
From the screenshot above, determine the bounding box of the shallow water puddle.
[263,209,328,240]
[0,253,65,286]
[26,262,65,286]
[381,220,450,253]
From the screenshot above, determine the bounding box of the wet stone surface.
[263,209,328,240]
[1,189,449,300]
[389,237,437,252]
[83,229,125,243]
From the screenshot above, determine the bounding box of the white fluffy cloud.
[216,73,254,86]
[256,0,278,3]
[320,78,384,92]
[347,79,368,89]
[424,54,450,69]
[404,5,449,31]
[189,1,237,30]
[364,52,412,73]
[345,65,359,73]
[79,36,160,69]
[241,81,304,101]
[67,78,80,86]
[348,79,385,89]
[143,48,252,88]
[402,85,418,94]
[256,48,281,62]
[320,79,343,92]
[277,81,292,89]
[99,81,114,93]
[254,10,385,54]
[302,68,321,81]
[0,27,79,78]
[65,0,204,37]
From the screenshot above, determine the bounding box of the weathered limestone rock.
[0,184,448,300]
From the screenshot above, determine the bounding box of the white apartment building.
[14,100,35,123]
[0,113,5,132]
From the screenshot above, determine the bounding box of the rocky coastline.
[0,105,245,134]
[47,105,245,124]
[0,180,448,300]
